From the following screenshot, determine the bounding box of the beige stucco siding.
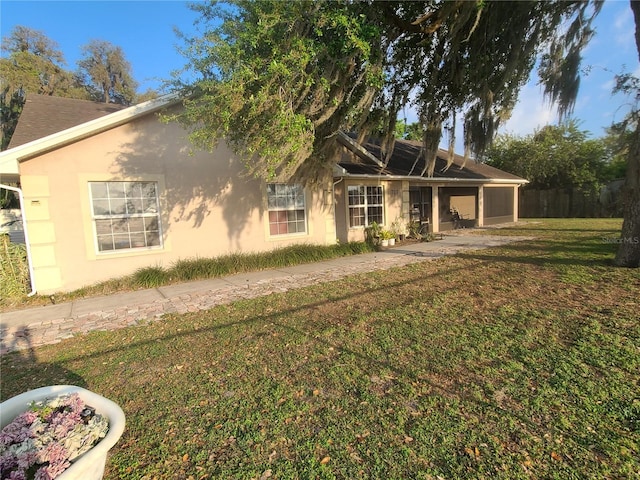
[20,113,334,293]
[335,179,404,243]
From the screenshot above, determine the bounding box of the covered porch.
[407,183,520,233]
[333,134,528,242]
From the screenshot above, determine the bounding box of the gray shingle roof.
[339,136,526,182]
[8,95,127,149]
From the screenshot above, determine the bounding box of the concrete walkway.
[0,233,528,354]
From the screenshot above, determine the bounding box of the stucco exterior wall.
[334,179,404,243]
[19,114,335,293]
[334,180,521,238]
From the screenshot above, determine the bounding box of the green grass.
[1,219,639,479]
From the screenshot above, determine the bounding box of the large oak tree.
[615,1,640,267]
[0,26,89,99]
[0,26,87,149]
[173,0,639,266]
[77,40,138,105]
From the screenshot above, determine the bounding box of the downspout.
[1,183,36,296]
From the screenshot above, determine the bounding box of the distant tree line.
[483,120,627,193]
[393,119,627,194]
[0,26,156,150]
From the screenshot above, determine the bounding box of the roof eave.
[333,172,528,185]
[332,164,348,176]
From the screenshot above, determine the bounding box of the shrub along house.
[0,94,526,294]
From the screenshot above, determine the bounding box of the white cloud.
[614,6,635,49]
[499,82,558,137]
[601,78,615,92]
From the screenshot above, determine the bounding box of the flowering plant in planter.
[0,392,109,480]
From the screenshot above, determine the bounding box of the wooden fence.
[519,180,625,218]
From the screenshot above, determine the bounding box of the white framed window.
[348,185,384,227]
[89,181,162,253]
[267,183,306,236]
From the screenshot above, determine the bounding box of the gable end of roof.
[0,93,182,164]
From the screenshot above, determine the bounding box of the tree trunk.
[102,82,110,104]
[614,0,640,267]
[614,122,640,266]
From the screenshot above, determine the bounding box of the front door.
[409,187,432,224]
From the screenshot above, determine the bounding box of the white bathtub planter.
[0,385,125,479]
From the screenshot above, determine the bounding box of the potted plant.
[364,221,382,246]
[390,216,407,243]
[379,229,394,247]
[0,385,125,480]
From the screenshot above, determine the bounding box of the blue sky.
[0,1,200,92]
[500,0,639,140]
[1,0,638,144]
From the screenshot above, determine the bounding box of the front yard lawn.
[1,219,638,479]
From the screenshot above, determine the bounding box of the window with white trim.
[348,185,384,227]
[89,181,162,252]
[267,183,306,235]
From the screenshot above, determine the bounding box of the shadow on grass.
[2,242,633,478]
[0,255,485,401]
[454,234,620,268]
[0,325,87,399]
[508,226,622,234]
[0,230,620,387]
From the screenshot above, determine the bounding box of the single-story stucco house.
[0,94,526,294]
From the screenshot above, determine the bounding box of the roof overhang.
[332,164,348,177]
[0,156,20,181]
[333,171,528,185]
[0,92,182,174]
